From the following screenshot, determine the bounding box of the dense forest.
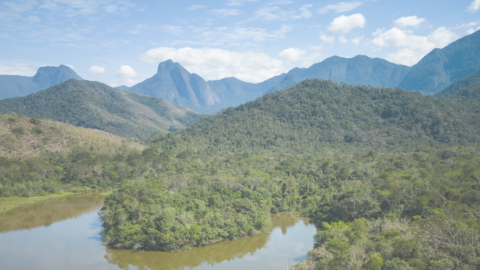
[2,78,480,269]
[97,80,480,269]
[148,79,480,153]
[0,79,202,138]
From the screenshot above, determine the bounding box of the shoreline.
[0,190,113,215]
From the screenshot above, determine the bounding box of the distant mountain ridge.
[0,65,83,100]
[0,79,201,138]
[265,55,411,94]
[398,30,480,95]
[125,56,410,113]
[104,30,480,113]
[125,60,221,113]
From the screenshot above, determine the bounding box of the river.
[0,193,316,270]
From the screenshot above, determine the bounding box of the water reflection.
[0,193,105,234]
[104,213,312,270]
[0,194,316,270]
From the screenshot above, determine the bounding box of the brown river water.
[0,193,316,270]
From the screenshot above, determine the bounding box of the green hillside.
[435,69,480,98]
[442,81,480,102]
[148,79,480,153]
[0,79,202,139]
[0,114,143,158]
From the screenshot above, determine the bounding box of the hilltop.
[0,65,83,100]
[149,79,480,153]
[0,79,202,139]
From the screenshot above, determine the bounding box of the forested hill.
[434,69,480,98]
[442,81,480,102]
[0,79,202,139]
[149,79,480,153]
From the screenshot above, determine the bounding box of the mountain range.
[398,30,480,94]
[0,65,83,100]
[1,30,479,114]
[122,30,480,113]
[0,79,201,138]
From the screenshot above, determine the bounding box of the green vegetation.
[148,79,480,153]
[99,79,480,268]
[0,114,143,158]
[0,114,146,198]
[2,76,480,268]
[434,69,480,99]
[0,79,202,139]
[0,192,75,214]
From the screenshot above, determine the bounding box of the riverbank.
[0,190,113,215]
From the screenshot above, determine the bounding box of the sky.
[1,0,480,87]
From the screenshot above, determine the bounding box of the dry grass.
[0,192,75,214]
[0,114,145,158]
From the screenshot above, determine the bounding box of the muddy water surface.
[0,193,315,270]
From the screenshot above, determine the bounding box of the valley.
[1,24,480,270]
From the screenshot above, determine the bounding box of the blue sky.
[1,0,479,86]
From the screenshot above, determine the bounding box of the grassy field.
[0,192,76,214]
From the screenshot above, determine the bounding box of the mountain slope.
[265,55,411,94]
[398,30,480,95]
[0,65,83,100]
[128,60,221,113]
[0,114,143,158]
[434,69,480,98]
[206,73,285,111]
[441,81,480,102]
[149,79,480,153]
[0,79,202,138]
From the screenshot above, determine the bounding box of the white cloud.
[140,47,320,83]
[394,16,425,28]
[187,5,207,10]
[252,6,293,21]
[89,65,105,74]
[227,0,258,6]
[0,60,41,76]
[293,4,312,19]
[339,36,348,44]
[117,65,137,78]
[351,36,364,45]
[195,25,292,45]
[104,4,117,13]
[318,1,363,13]
[327,14,366,34]
[468,0,480,13]
[65,64,75,70]
[266,1,293,5]
[372,26,458,66]
[320,33,335,43]
[211,9,242,17]
[279,48,306,61]
[125,78,137,87]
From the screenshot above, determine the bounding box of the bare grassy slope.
[0,114,144,158]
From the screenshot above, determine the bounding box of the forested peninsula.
[98,80,480,269]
